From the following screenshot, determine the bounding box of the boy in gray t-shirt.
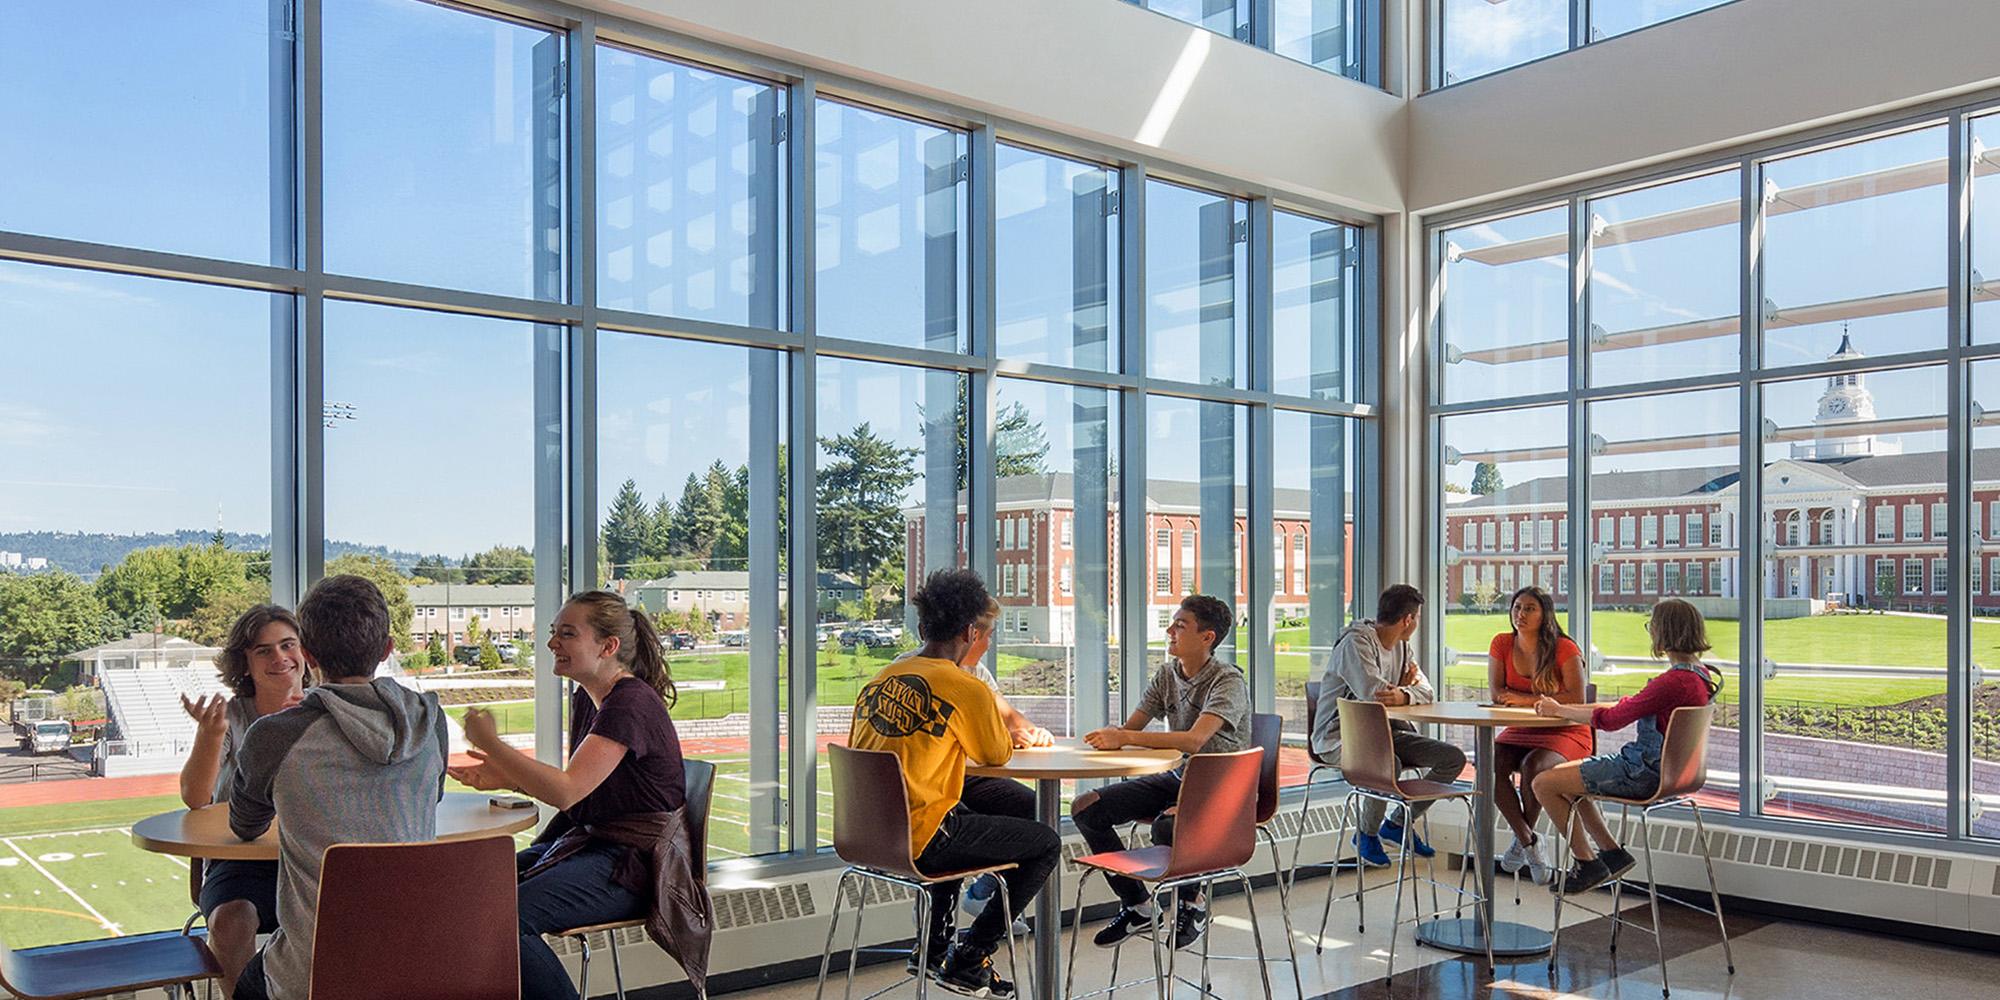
[1071,595,1250,951]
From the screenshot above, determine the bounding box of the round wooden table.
[131,792,541,860]
[1387,702,1576,957]
[967,744,1183,1000]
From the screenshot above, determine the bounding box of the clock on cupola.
[1794,324,1897,459]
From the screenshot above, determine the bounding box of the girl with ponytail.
[452,591,691,1000]
[1529,598,1724,896]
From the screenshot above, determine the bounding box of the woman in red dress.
[1487,586,1590,883]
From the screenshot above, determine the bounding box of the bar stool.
[555,759,716,1000]
[1316,699,1491,975]
[1548,704,1733,998]
[1,933,217,1000]
[816,746,1026,1000]
[1063,748,1275,1000]
[1286,681,1353,895]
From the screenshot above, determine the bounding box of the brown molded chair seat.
[1073,844,1174,882]
[311,836,519,1000]
[1388,778,1468,801]
[0,935,218,1000]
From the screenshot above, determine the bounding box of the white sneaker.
[1523,839,1554,885]
[1499,837,1530,875]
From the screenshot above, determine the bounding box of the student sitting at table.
[228,575,449,1000]
[178,605,310,998]
[451,591,711,1000]
[1531,597,1724,894]
[1486,585,1590,885]
[849,569,1060,998]
[1309,583,1466,869]
[1072,594,1250,951]
[932,594,1052,921]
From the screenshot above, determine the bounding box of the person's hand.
[181,694,227,739]
[1533,695,1562,718]
[446,749,512,792]
[1400,662,1422,687]
[1372,686,1409,706]
[1013,725,1055,749]
[1083,726,1127,750]
[461,707,501,751]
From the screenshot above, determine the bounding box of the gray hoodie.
[1309,619,1436,759]
[230,678,448,1000]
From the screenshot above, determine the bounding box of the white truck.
[9,694,73,754]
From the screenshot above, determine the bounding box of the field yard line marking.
[709,791,752,804]
[12,825,144,841]
[1,836,119,936]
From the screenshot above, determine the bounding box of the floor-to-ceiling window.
[1431,105,2000,843]
[0,0,1378,951]
[1436,0,1739,87]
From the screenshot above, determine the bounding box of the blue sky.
[0,0,1416,567]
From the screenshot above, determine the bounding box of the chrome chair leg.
[996,875,1028,1000]
[815,869,852,1000]
[1062,870,1092,1000]
[1690,802,1736,975]
[1234,872,1278,999]
[1422,810,1441,919]
[1639,812,1669,998]
[912,891,932,1000]
[1316,790,1355,951]
[1610,803,1630,954]
[609,929,628,1000]
[1163,885,1180,1000]
[1148,885,1170,1000]
[579,934,593,1000]
[1547,806,1584,976]
[1385,814,1414,978]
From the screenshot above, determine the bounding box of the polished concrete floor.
[750,866,2000,999]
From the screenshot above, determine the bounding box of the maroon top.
[1591,667,1712,734]
[566,676,686,826]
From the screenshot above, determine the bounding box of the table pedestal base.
[1413,917,1552,957]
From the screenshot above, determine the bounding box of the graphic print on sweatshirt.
[857,673,957,738]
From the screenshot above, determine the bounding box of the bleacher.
[100,665,231,775]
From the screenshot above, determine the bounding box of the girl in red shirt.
[1486,586,1590,884]
[1530,598,1723,895]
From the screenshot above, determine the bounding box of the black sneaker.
[905,941,948,979]
[1092,905,1156,947]
[1598,847,1637,884]
[1171,905,1208,951]
[1553,857,1612,895]
[935,942,1016,998]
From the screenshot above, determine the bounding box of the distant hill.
[0,531,427,579]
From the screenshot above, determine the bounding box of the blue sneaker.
[1352,833,1391,867]
[1379,820,1435,858]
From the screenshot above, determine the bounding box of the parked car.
[668,631,697,651]
[720,630,747,647]
[494,642,518,664]
[452,645,484,666]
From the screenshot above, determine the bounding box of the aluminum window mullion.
[1946,112,1972,840]
[784,75,821,859]
[0,230,305,293]
[1568,197,1592,666]
[299,0,326,590]
[1739,156,1767,819]
[268,0,304,608]
[969,124,999,635]
[1246,198,1276,712]
[1117,166,1152,711]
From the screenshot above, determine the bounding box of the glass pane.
[1146,181,1247,387]
[1440,205,1569,404]
[991,379,1122,739]
[1760,125,1948,367]
[1590,0,1735,42]
[814,101,967,352]
[598,334,787,858]
[1440,0,1567,86]
[1141,0,1241,36]
[1970,361,2000,838]
[995,145,1119,370]
[323,301,537,673]
[1440,403,1568,758]
[1587,388,1741,814]
[1144,397,1247,671]
[1273,211,1360,399]
[0,265,277,951]
[1274,410,1359,788]
[0,0,287,264]
[1971,113,2000,346]
[325,0,565,299]
[1760,366,1946,833]
[1274,0,1361,78]
[815,358,967,844]
[597,47,785,328]
[1587,170,1741,387]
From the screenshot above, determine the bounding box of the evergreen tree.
[603,478,652,580]
[1470,462,1504,496]
[816,423,920,589]
[921,388,1051,490]
[670,471,729,562]
[412,554,461,584]
[644,495,677,577]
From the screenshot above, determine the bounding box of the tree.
[465,615,486,649]
[922,389,1050,490]
[1473,577,1500,612]
[96,544,253,624]
[324,552,415,652]
[670,469,730,562]
[710,463,750,569]
[816,423,920,589]
[1470,462,1504,496]
[479,640,502,671]
[0,572,123,684]
[184,580,265,647]
[644,495,677,577]
[603,479,652,580]
[463,546,532,585]
[411,554,462,585]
